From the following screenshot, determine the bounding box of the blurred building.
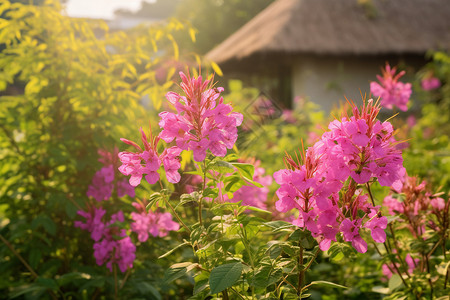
[206,0,450,111]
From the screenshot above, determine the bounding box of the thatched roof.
[206,0,450,64]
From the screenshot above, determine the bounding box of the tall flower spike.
[370,63,412,111]
[159,71,243,162]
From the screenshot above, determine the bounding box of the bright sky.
[64,0,149,20]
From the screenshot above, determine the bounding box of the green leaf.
[264,220,295,232]
[388,274,403,291]
[372,286,391,294]
[330,251,344,262]
[208,159,235,174]
[56,272,90,287]
[65,201,78,219]
[289,229,316,249]
[231,163,254,180]
[209,262,243,294]
[134,282,162,300]
[252,265,271,288]
[80,277,105,291]
[224,175,245,193]
[9,285,45,299]
[146,192,162,210]
[244,206,272,214]
[193,277,209,295]
[176,192,200,209]
[28,248,41,269]
[203,187,218,199]
[163,262,198,284]
[308,280,347,289]
[223,153,239,161]
[31,215,56,236]
[36,278,59,290]
[158,241,190,259]
[266,241,282,259]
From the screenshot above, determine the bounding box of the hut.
[206,0,450,110]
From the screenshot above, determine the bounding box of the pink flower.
[385,173,449,238]
[340,218,367,253]
[273,99,405,253]
[130,201,180,242]
[117,179,136,198]
[87,166,114,201]
[383,195,404,215]
[74,207,106,241]
[364,208,388,243]
[282,109,296,123]
[406,115,416,128]
[75,208,136,273]
[370,64,412,111]
[421,76,441,91]
[118,128,182,187]
[159,72,243,162]
[188,139,209,162]
[430,197,445,210]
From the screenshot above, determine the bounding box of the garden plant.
[0,1,449,299]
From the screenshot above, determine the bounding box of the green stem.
[388,224,411,279]
[229,287,245,300]
[304,247,320,273]
[239,224,255,299]
[366,184,412,289]
[222,288,229,300]
[163,195,191,234]
[365,183,376,206]
[383,242,410,289]
[198,196,203,228]
[298,246,304,296]
[119,268,131,289]
[0,234,39,279]
[372,242,396,275]
[199,160,208,228]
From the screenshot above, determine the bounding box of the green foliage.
[0,0,195,298]
[209,262,243,294]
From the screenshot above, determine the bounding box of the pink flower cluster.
[421,76,441,91]
[274,100,405,253]
[118,128,182,187]
[87,149,135,201]
[159,72,243,161]
[87,165,135,201]
[370,64,412,111]
[75,207,136,272]
[130,201,180,242]
[383,174,447,238]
